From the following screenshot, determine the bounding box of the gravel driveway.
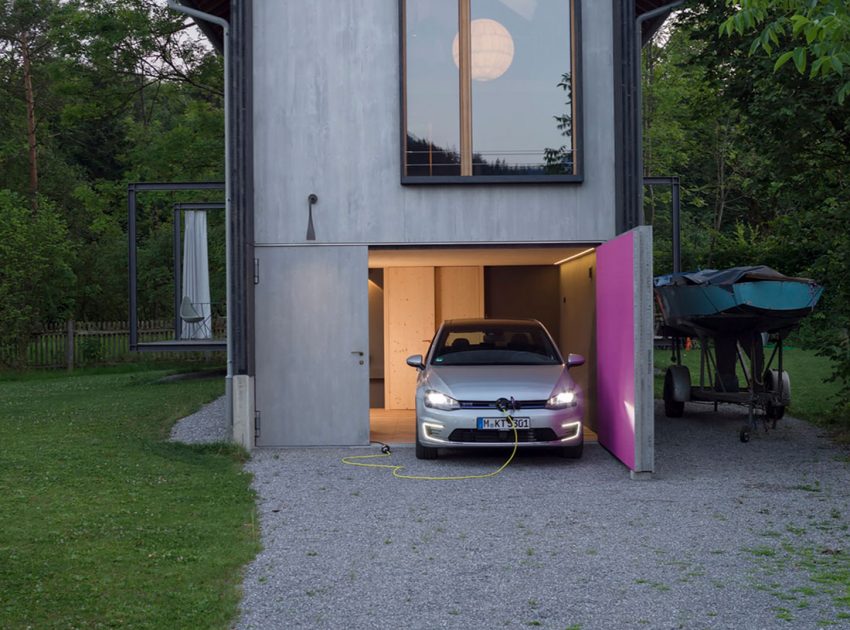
[174,401,850,628]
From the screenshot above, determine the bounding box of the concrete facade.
[252,0,617,247]
[243,0,653,473]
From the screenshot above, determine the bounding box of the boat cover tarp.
[654,266,811,288]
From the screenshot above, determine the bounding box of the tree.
[647,2,850,419]
[0,190,74,366]
[543,73,574,175]
[0,0,58,209]
[722,0,850,103]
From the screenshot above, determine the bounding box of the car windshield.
[430,323,561,366]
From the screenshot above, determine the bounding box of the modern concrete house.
[132,0,682,477]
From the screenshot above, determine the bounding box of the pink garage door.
[595,227,654,475]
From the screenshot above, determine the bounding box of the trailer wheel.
[664,393,684,418]
[663,368,686,418]
[766,401,785,421]
[764,370,791,404]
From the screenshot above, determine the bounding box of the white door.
[254,246,370,446]
[595,226,654,474]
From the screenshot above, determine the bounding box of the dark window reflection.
[405,0,461,177]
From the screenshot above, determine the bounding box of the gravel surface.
[169,395,230,444]
[231,404,850,629]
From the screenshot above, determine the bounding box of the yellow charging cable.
[341,414,519,480]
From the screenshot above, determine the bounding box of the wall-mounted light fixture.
[306,193,318,241]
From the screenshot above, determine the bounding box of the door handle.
[351,351,365,365]
[351,351,364,356]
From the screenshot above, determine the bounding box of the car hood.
[426,364,568,401]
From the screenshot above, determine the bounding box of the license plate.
[476,417,530,430]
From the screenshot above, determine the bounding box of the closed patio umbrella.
[181,210,211,339]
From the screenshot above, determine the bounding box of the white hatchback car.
[407,318,585,460]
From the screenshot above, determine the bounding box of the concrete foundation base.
[630,470,653,481]
[232,374,255,449]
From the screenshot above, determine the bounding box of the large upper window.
[402,0,580,183]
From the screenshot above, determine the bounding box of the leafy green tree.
[0,0,224,329]
[647,2,850,419]
[0,190,74,366]
[0,0,59,208]
[722,0,850,102]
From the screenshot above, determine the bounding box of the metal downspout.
[166,1,233,382]
[635,0,685,226]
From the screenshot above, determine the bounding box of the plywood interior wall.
[382,266,484,410]
[559,252,597,430]
[384,267,435,410]
[367,271,385,408]
[436,266,484,323]
[484,266,561,341]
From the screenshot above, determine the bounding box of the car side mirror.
[567,353,585,368]
[406,354,425,370]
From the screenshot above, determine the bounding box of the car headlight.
[424,390,459,411]
[546,390,577,410]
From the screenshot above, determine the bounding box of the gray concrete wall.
[252,0,617,246]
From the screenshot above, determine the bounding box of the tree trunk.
[21,30,38,212]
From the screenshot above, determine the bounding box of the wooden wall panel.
[384,267,435,410]
[435,266,484,324]
[368,273,385,408]
[559,253,597,430]
[485,266,561,339]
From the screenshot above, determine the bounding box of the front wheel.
[415,427,438,460]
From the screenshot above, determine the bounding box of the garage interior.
[367,246,599,444]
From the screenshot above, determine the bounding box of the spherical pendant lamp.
[452,18,515,82]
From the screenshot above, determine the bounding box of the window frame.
[399,0,584,185]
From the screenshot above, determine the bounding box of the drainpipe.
[167,1,233,383]
[635,1,685,224]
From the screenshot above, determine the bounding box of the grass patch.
[654,346,843,427]
[0,367,259,628]
[746,546,778,557]
[745,540,850,621]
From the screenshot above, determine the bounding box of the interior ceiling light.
[553,248,596,266]
[452,19,515,82]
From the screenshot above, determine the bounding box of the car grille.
[458,400,548,410]
[448,428,558,443]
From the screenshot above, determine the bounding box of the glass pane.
[433,324,559,365]
[470,0,574,176]
[405,0,461,177]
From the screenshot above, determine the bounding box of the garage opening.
[367,246,599,445]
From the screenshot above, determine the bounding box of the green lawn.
[654,345,843,426]
[0,367,259,629]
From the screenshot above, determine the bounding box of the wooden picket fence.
[0,319,225,369]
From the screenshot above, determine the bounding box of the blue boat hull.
[655,280,823,336]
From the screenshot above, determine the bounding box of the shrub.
[0,190,75,367]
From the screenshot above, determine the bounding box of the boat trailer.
[660,325,791,443]
[655,266,822,442]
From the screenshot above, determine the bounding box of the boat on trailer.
[654,266,823,442]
